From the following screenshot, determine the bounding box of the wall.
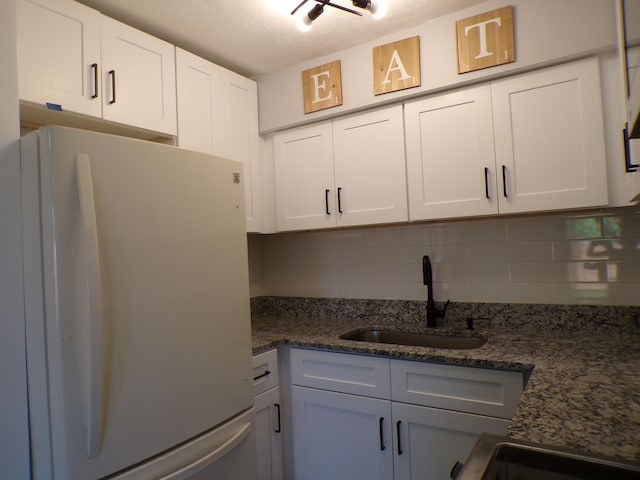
[0,0,30,478]
[257,0,617,133]
[249,207,640,306]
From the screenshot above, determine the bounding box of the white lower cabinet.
[291,386,393,480]
[391,402,508,480]
[288,348,522,480]
[253,350,283,480]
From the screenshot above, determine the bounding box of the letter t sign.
[455,6,515,74]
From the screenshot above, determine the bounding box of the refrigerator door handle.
[76,154,105,459]
[159,422,252,480]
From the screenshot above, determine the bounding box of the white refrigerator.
[21,126,256,480]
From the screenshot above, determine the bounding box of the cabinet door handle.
[501,165,508,197]
[396,420,403,455]
[337,187,343,213]
[91,63,99,99]
[623,124,639,172]
[274,403,281,433]
[379,417,386,451]
[325,189,330,215]
[252,370,271,381]
[484,167,490,199]
[108,69,116,104]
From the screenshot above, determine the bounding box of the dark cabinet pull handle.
[379,417,385,451]
[484,167,490,199]
[91,63,99,99]
[337,187,343,213]
[325,189,330,215]
[501,165,508,197]
[108,69,116,104]
[623,124,639,172]
[396,420,403,455]
[252,370,271,381]
[274,403,281,433]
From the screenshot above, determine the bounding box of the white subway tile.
[467,241,552,263]
[510,262,572,283]
[436,262,509,283]
[397,245,468,264]
[339,246,398,265]
[468,282,555,304]
[429,220,508,245]
[364,225,430,247]
[555,282,640,305]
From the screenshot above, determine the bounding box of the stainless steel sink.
[455,433,640,480]
[340,329,487,349]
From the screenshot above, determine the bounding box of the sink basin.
[340,329,487,349]
[455,433,640,480]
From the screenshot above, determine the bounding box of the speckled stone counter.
[250,297,640,462]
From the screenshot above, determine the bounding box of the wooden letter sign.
[302,60,343,114]
[373,36,421,96]
[456,6,515,74]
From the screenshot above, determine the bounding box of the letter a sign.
[456,6,515,74]
[373,36,421,96]
[302,60,343,114]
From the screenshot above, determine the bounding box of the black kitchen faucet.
[422,255,450,328]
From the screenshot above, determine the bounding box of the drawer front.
[253,349,279,396]
[291,348,391,399]
[390,360,523,419]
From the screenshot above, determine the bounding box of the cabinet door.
[404,85,498,220]
[17,0,101,117]
[219,69,262,232]
[274,122,336,231]
[254,387,283,480]
[492,58,608,214]
[291,386,393,480]
[101,16,177,135]
[392,402,508,480]
[176,48,222,155]
[332,105,408,226]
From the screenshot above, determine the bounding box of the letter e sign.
[302,60,343,114]
[456,6,515,74]
[373,36,421,96]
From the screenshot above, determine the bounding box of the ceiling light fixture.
[291,0,388,31]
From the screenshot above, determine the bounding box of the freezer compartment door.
[112,408,256,480]
[25,127,254,479]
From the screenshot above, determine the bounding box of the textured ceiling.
[77,0,483,78]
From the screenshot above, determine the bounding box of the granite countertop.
[251,311,640,462]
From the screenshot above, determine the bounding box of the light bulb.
[296,13,313,32]
[369,0,387,19]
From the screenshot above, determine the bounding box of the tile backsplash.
[248,207,640,306]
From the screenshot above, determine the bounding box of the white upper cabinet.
[176,49,261,232]
[332,105,408,227]
[101,16,176,135]
[405,58,609,221]
[404,85,498,220]
[17,0,177,136]
[274,122,335,231]
[176,48,222,154]
[219,69,262,233]
[492,58,608,214]
[273,105,407,232]
[17,0,101,117]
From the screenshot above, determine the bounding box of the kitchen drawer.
[253,349,279,396]
[290,348,391,399]
[390,360,523,419]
